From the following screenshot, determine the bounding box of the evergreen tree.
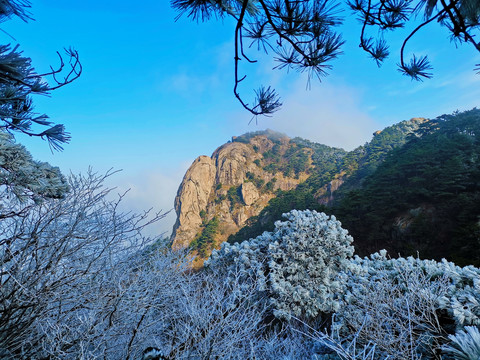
[0,0,81,150]
[0,131,69,220]
[171,0,480,117]
[208,209,354,320]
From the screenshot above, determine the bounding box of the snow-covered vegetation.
[2,0,479,357]
[1,113,479,358]
[208,210,480,359]
[207,210,355,320]
[3,153,479,360]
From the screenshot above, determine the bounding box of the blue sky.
[3,0,480,237]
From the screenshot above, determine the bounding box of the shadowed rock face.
[171,156,216,250]
[170,134,307,253]
[213,142,253,186]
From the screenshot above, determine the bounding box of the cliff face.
[171,156,216,250]
[171,110,480,267]
[170,132,310,253]
[316,171,347,205]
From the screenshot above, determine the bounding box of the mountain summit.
[170,130,343,256]
[171,110,480,267]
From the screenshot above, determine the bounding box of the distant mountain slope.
[228,117,428,244]
[171,109,480,267]
[333,109,480,266]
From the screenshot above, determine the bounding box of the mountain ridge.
[171,110,480,266]
[170,130,345,259]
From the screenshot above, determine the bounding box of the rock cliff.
[170,131,311,254]
[171,156,216,250]
[170,118,433,260]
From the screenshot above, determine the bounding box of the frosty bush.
[442,326,480,360]
[334,251,480,359]
[207,209,354,320]
[337,251,447,359]
[343,252,480,328]
[0,170,163,358]
[0,169,270,359]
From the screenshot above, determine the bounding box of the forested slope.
[228,117,428,244]
[334,109,480,265]
[229,109,480,266]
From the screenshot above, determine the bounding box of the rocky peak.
[170,132,308,256]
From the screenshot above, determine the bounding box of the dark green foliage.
[256,179,265,188]
[227,186,243,209]
[333,109,480,266]
[291,138,348,188]
[262,142,309,177]
[228,183,327,244]
[215,183,222,190]
[190,217,220,257]
[253,159,261,167]
[332,118,427,195]
[262,140,344,178]
[281,146,310,177]
[245,172,265,189]
[263,144,282,162]
[263,163,278,173]
[265,178,277,192]
[215,194,226,204]
[232,137,250,144]
[292,137,347,169]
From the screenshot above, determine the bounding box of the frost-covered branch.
[0,170,164,358]
[0,1,81,150]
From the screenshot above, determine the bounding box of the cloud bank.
[230,78,380,151]
[112,164,190,239]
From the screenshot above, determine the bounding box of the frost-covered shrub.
[207,210,354,320]
[0,171,169,359]
[0,131,69,204]
[297,315,379,360]
[269,210,354,319]
[335,251,480,359]
[337,251,447,359]
[442,326,480,360]
[342,251,480,329]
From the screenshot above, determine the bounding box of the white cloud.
[108,163,190,239]
[229,77,380,151]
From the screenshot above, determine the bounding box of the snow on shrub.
[207,209,354,320]
[207,209,480,358]
[334,251,480,359]
[342,251,480,329]
[442,326,480,360]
